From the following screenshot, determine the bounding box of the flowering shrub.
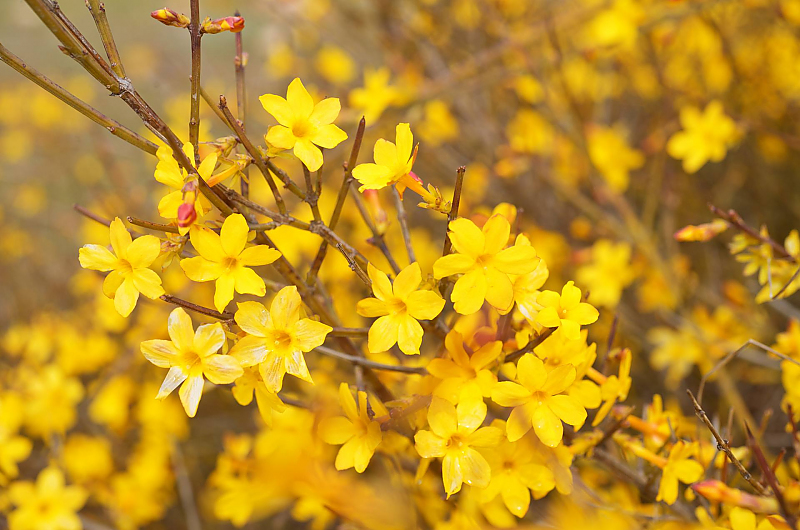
[3,1,800,529]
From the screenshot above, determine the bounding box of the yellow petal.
[405,290,445,320]
[367,263,393,301]
[566,303,600,325]
[79,245,118,271]
[141,339,179,368]
[293,138,324,172]
[432,253,475,278]
[292,319,332,352]
[414,430,446,458]
[396,314,423,355]
[309,97,341,125]
[266,125,297,149]
[395,123,413,162]
[310,123,347,149]
[109,217,132,259]
[229,335,268,366]
[353,163,394,190]
[190,225,225,262]
[448,218,485,258]
[193,322,226,356]
[546,394,586,427]
[493,245,539,275]
[460,447,491,488]
[239,245,281,266]
[168,308,195,352]
[220,213,249,257]
[286,77,314,118]
[233,267,266,296]
[484,267,514,311]
[197,152,218,181]
[492,382,531,407]
[131,268,165,299]
[367,314,399,353]
[270,286,302,329]
[532,403,563,447]
[356,297,390,318]
[180,256,225,282]
[259,93,293,127]
[561,281,581,308]
[373,138,398,168]
[179,375,204,417]
[234,301,271,337]
[393,262,422,299]
[114,278,139,317]
[541,364,576,395]
[319,416,356,444]
[126,235,161,268]
[481,214,511,255]
[428,397,457,438]
[451,269,487,315]
[285,349,312,384]
[203,355,243,384]
[214,273,236,313]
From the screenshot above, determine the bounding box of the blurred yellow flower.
[229,286,332,392]
[79,217,164,317]
[434,215,539,315]
[349,67,402,123]
[8,466,87,530]
[414,397,503,497]
[535,281,599,340]
[656,441,704,505]
[180,214,281,313]
[667,100,738,173]
[314,45,356,84]
[356,262,445,355]
[575,240,636,308]
[587,125,644,192]
[140,308,243,417]
[319,383,382,473]
[260,77,347,171]
[491,354,586,446]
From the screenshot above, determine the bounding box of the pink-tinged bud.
[692,480,779,513]
[201,16,245,34]
[151,8,190,28]
[674,219,729,242]
[177,202,197,228]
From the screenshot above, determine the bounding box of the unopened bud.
[692,480,779,513]
[200,16,245,34]
[151,8,190,28]
[177,202,197,228]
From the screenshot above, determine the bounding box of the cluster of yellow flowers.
[6,0,800,529]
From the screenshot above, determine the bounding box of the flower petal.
[310,123,347,149]
[393,262,421,300]
[451,269,487,315]
[493,245,539,275]
[179,375,204,417]
[432,253,475,278]
[532,403,563,447]
[292,319,332,352]
[233,266,266,296]
[157,366,187,399]
[79,245,117,271]
[214,273,236,313]
[229,335,268,366]
[356,298,390,318]
[406,290,445,320]
[546,394,587,427]
[414,430,446,458]
[238,245,281,267]
[448,218,485,259]
[481,214,511,255]
[168,308,195,351]
[194,322,226,357]
[294,138,323,171]
[286,77,314,118]
[234,301,271,337]
[131,268,165,299]
[114,278,139,317]
[141,339,179,368]
[319,416,356,445]
[270,286,302,329]
[259,93,293,127]
[396,315,424,355]
[428,397,457,438]
[309,97,341,125]
[492,382,532,407]
[220,213,249,257]
[109,218,132,259]
[367,315,399,353]
[484,267,514,311]
[203,355,243,385]
[190,225,225,262]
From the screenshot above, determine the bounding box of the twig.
[218,95,289,213]
[303,164,322,221]
[349,187,401,274]
[233,15,249,198]
[439,166,465,293]
[686,390,767,495]
[745,423,797,528]
[74,204,111,227]
[709,204,794,261]
[503,327,555,364]
[314,345,427,374]
[329,327,369,338]
[307,117,366,284]
[85,0,125,78]
[223,187,309,230]
[127,216,180,234]
[171,440,203,530]
[188,0,202,164]
[773,265,800,300]
[161,294,234,321]
[0,44,157,154]
[392,187,416,264]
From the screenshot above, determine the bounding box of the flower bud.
[200,16,245,34]
[151,8,190,28]
[177,202,197,228]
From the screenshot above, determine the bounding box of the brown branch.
[686,390,767,495]
[709,204,794,261]
[160,294,234,321]
[329,327,369,338]
[85,0,125,78]
[188,0,202,164]
[745,423,798,528]
[392,187,416,264]
[223,187,309,230]
[233,14,249,198]
[127,216,180,234]
[439,166,465,293]
[315,345,425,374]
[0,43,157,155]
[74,204,112,227]
[503,327,555,364]
[303,164,322,221]
[349,187,401,274]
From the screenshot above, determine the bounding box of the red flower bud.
[177,202,197,228]
[151,8,190,28]
[200,16,245,34]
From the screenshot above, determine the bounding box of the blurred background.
[3,0,800,528]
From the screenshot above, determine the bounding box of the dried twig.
[161,294,234,321]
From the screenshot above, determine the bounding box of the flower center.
[223,256,240,271]
[447,434,467,449]
[292,119,312,138]
[387,298,407,314]
[182,350,203,375]
[117,259,133,274]
[271,330,292,350]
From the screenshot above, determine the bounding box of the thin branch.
[686,390,767,495]
[392,187,416,264]
[303,164,322,221]
[218,95,288,213]
[709,204,794,261]
[171,440,203,530]
[127,216,180,234]
[74,204,112,227]
[439,166,465,293]
[161,294,234,321]
[329,327,369,338]
[233,14,249,198]
[85,0,125,78]
[745,423,798,528]
[223,187,309,230]
[316,345,428,374]
[188,0,202,164]
[503,327,555,364]
[349,187,401,274]
[0,43,157,154]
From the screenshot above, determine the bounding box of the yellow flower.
[491,354,586,447]
[656,441,704,505]
[481,433,555,517]
[228,286,332,392]
[348,67,402,123]
[575,239,636,308]
[414,397,503,497]
[154,143,216,233]
[140,308,243,417]
[356,262,445,355]
[78,217,164,317]
[319,383,382,473]
[591,348,632,426]
[587,125,644,192]
[352,123,426,198]
[231,367,286,426]
[433,215,539,315]
[666,100,738,174]
[427,330,501,405]
[534,281,599,340]
[180,214,281,313]
[8,466,87,530]
[260,77,347,171]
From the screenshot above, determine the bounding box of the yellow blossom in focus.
[180,214,281,313]
[8,466,87,530]
[260,78,347,171]
[79,217,164,317]
[433,215,539,314]
[229,286,332,392]
[491,354,587,446]
[153,143,217,233]
[140,308,243,417]
[352,123,426,198]
[231,367,287,426]
[427,330,502,406]
[667,100,738,173]
[319,383,383,473]
[356,262,445,355]
[535,281,599,340]
[414,397,503,497]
